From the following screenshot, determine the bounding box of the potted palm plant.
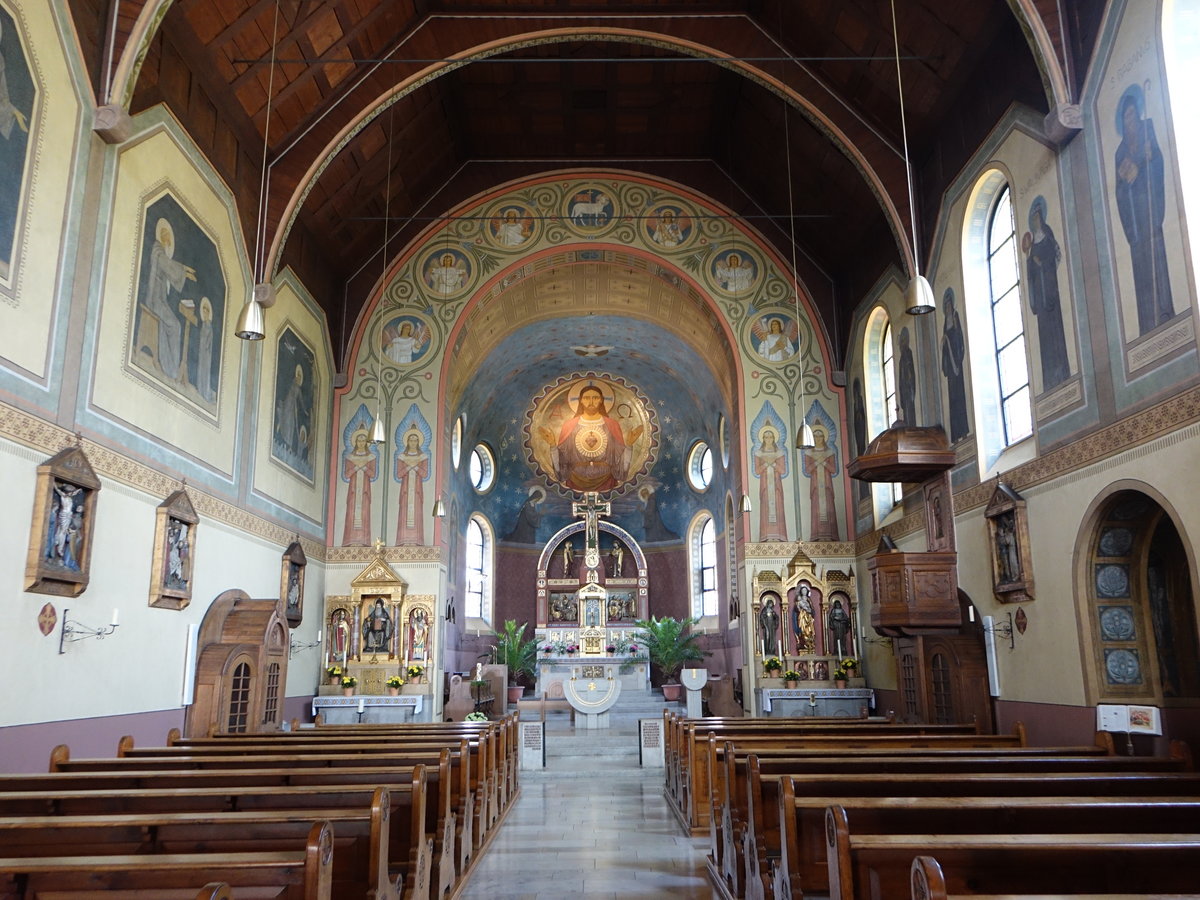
[634,615,708,701]
[492,619,538,703]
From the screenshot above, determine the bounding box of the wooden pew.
[910,854,1200,900]
[825,806,1200,900]
[0,777,427,897]
[11,752,461,899]
[0,819,334,899]
[774,791,1200,900]
[722,742,1149,900]
[669,719,1003,833]
[0,790,408,899]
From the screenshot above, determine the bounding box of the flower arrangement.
[385,676,404,689]
[832,667,848,682]
[763,656,783,673]
[326,665,342,678]
[606,644,616,653]
[340,675,358,688]
[566,644,579,654]
[464,711,489,722]
[840,657,859,671]
[541,644,554,654]
[406,664,424,679]
[782,669,802,682]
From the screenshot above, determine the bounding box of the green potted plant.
[491,619,539,703]
[385,675,404,695]
[634,615,707,701]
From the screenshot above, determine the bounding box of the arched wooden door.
[184,590,290,737]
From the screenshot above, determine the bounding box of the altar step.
[535,689,680,771]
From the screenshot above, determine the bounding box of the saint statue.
[609,540,625,577]
[561,540,574,577]
[791,585,815,653]
[827,598,851,657]
[759,596,780,658]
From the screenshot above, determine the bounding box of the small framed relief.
[150,489,198,610]
[25,446,102,597]
[984,481,1034,603]
[281,539,307,628]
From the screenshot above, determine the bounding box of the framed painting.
[985,481,1034,604]
[281,540,307,627]
[271,326,316,481]
[24,446,101,597]
[149,488,198,610]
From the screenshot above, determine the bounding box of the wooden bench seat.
[0,783,427,900]
[911,856,1200,900]
[0,820,334,900]
[773,792,1200,900]
[825,811,1200,900]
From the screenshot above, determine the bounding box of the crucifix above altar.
[534,492,651,637]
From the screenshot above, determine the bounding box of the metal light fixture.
[432,497,446,518]
[367,102,398,447]
[369,403,386,444]
[236,1,282,341]
[783,85,816,453]
[59,608,120,654]
[891,0,936,316]
[740,494,752,513]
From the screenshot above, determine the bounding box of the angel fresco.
[751,313,799,362]
[382,316,430,365]
[423,250,469,296]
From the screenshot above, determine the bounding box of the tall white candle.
[316,629,323,643]
[111,608,119,626]
[357,697,364,713]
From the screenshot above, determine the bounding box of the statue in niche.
[609,540,625,577]
[827,598,851,657]
[759,596,780,658]
[791,585,815,652]
[561,540,574,577]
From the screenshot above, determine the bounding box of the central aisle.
[456,700,720,899]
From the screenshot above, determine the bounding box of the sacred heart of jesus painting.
[524,374,657,496]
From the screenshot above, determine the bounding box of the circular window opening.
[451,416,464,469]
[687,442,714,491]
[470,443,496,493]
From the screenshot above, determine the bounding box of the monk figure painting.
[530,376,655,495]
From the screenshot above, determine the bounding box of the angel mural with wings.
[751,313,799,362]
[382,316,430,365]
[489,206,533,247]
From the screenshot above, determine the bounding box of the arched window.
[986,185,1033,446]
[964,171,1035,475]
[262,661,280,725]
[690,513,719,620]
[881,320,900,427]
[465,515,494,624]
[864,306,903,510]
[226,661,252,733]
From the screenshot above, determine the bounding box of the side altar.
[534,492,651,702]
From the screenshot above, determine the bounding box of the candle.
[357,698,364,713]
[316,629,323,643]
[111,608,119,627]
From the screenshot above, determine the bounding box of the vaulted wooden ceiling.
[68,0,1105,367]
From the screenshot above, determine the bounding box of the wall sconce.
[983,611,1015,650]
[59,607,120,654]
[795,421,815,451]
[740,494,752,513]
[431,497,446,518]
[289,628,322,659]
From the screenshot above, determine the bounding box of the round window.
[686,441,714,491]
[469,443,496,493]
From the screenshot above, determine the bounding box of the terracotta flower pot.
[784,680,798,689]
[387,686,400,696]
[661,683,684,701]
[507,685,525,703]
[330,675,342,686]
[834,679,847,689]
[342,687,355,697]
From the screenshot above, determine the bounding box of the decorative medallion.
[524,373,657,497]
[641,203,695,250]
[1104,647,1141,685]
[1095,563,1130,598]
[1098,527,1134,557]
[1099,605,1136,641]
[419,246,473,299]
[562,185,617,235]
[380,314,432,366]
[709,247,761,296]
[483,200,539,249]
[37,603,57,636]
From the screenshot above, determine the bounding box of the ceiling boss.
[526,374,656,496]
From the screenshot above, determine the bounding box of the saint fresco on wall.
[421,247,471,297]
[527,375,655,496]
[1112,83,1174,337]
[485,203,536,248]
[749,403,788,541]
[272,326,316,481]
[800,403,840,542]
[643,203,694,249]
[0,6,33,283]
[130,193,225,411]
[340,404,379,546]
[1022,196,1072,391]
[392,405,432,546]
[710,248,760,295]
[939,289,970,441]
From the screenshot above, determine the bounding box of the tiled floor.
[456,715,721,899]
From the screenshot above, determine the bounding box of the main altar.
[533,493,651,698]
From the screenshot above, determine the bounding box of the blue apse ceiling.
[454,314,733,546]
